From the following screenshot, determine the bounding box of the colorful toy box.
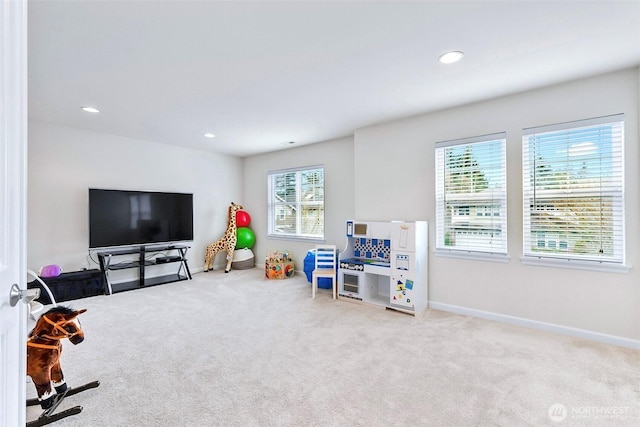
[265,250,295,279]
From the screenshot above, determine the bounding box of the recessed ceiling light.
[438,51,464,64]
[81,106,100,113]
[204,133,215,138]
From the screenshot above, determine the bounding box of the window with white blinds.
[522,114,625,265]
[435,133,507,256]
[267,166,324,240]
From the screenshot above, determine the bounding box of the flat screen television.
[89,188,193,248]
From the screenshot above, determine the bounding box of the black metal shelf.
[97,244,192,294]
[108,261,141,270]
[110,273,189,293]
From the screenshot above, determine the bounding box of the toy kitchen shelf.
[338,220,428,315]
[97,244,192,294]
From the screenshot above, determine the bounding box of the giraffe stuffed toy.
[204,202,243,273]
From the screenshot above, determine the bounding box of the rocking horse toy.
[26,306,99,427]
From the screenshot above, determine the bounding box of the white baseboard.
[194,263,259,274]
[428,301,640,350]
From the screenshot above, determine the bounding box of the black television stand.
[97,244,192,294]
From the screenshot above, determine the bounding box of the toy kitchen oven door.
[390,223,418,312]
[338,263,365,300]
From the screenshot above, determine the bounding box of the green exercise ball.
[236,227,255,249]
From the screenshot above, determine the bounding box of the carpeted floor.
[26,268,640,426]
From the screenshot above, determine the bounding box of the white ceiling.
[28,0,640,157]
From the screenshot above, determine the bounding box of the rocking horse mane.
[44,305,76,316]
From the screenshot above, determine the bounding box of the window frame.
[267,165,325,241]
[435,132,508,261]
[521,114,628,272]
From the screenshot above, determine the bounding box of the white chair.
[312,245,337,300]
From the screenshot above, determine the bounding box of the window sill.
[266,234,324,243]
[521,256,631,273]
[435,249,510,263]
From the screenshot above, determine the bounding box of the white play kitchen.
[338,220,428,315]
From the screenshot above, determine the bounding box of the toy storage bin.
[232,248,255,270]
[27,269,105,304]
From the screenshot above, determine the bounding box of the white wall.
[353,68,639,343]
[243,67,639,345]
[242,136,354,274]
[28,121,243,276]
[29,67,639,345]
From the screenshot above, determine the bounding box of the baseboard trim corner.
[428,301,640,350]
